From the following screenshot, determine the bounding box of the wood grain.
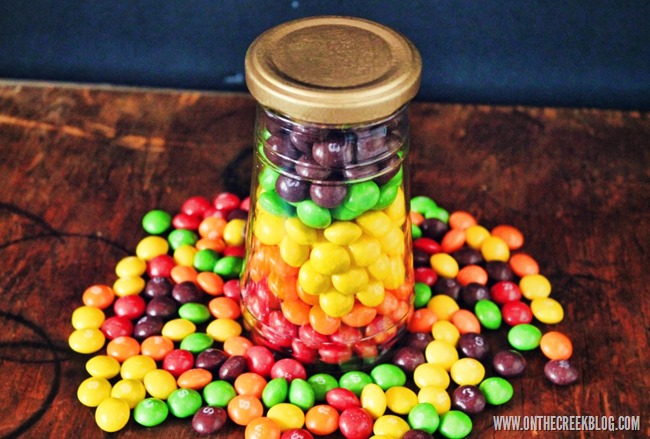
[0,82,647,438]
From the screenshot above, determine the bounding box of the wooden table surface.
[0,82,648,438]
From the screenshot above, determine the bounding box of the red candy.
[113,295,146,320]
[501,301,534,326]
[213,192,241,213]
[172,212,203,230]
[147,254,176,278]
[245,345,276,378]
[270,358,307,382]
[281,429,314,439]
[338,407,373,439]
[325,388,360,412]
[101,315,134,340]
[413,237,443,254]
[162,349,195,378]
[414,267,438,286]
[490,280,522,304]
[182,195,213,217]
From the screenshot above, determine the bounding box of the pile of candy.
[68,192,578,438]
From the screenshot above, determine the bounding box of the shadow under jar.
[241,16,422,372]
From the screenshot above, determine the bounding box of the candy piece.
[449,358,485,386]
[438,410,472,439]
[492,350,527,377]
[474,299,502,330]
[373,414,411,438]
[134,398,169,427]
[143,369,178,400]
[451,385,486,415]
[77,377,112,407]
[192,406,228,434]
[531,297,564,324]
[408,402,440,434]
[339,407,374,439]
[245,416,282,439]
[508,323,543,351]
[385,386,418,415]
[267,403,306,431]
[370,364,407,390]
[479,377,513,405]
[203,380,237,407]
[142,209,173,234]
[305,405,339,436]
[540,331,573,360]
[227,394,264,426]
[111,378,146,409]
[544,360,579,385]
[95,397,130,432]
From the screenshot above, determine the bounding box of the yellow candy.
[425,340,459,371]
[531,297,564,324]
[520,274,552,300]
[373,414,410,438]
[115,256,147,278]
[174,244,197,267]
[427,294,460,321]
[110,378,146,409]
[348,235,382,267]
[383,255,406,289]
[360,383,386,419]
[413,363,450,389]
[379,227,405,257]
[310,242,350,275]
[367,253,390,281]
[254,211,286,245]
[71,305,105,330]
[69,328,105,354]
[324,221,363,245]
[384,386,418,415]
[430,253,459,279]
[432,320,460,346]
[450,358,486,386]
[207,318,242,342]
[86,355,121,379]
[112,276,146,297]
[120,355,157,381]
[480,235,510,261]
[223,218,246,246]
[143,369,178,400]
[135,235,169,261]
[355,211,392,238]
[279,235,310,268]
[77,377,112,407]
[266,403,305,431]
[465,225,490,249]
[418,386,451,415]
[95,397,130,432]
[161,318,196,342]
[355,281,385,307]
[298,261,332,295]
[331,267,369,295]
[383,187,407,226]
[284,217,318,245]
[319,290,355,318]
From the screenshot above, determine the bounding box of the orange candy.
[223,336,254,356]
[449,211,477,230]
[296,284,320,306]
[509,253,540,277]
[491,224,524,250]
[177,368,213,390]
[280,299,312,326]
[456,264,488,286]
[195,237,227,252]
[82,284,115,309]
[140,335,174,361]
[451,309,482,334]
[209,296,242,319]
[407,307,438,333]
[170,265,198,284]
[441,228,466,254]
[375,290,399,316]
[540,331,573,360]
[106,336,140,362]
[305,405,340,436]
[341,303,377,328]
[308,305,341,336]
[268,272,299,301]
[245,416,282,439]
[197,271,225,296]
[234,372,268,399]
[198,216,228,239]
[228,394,264,426]
[409,210,425,226]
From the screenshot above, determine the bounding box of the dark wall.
[1,0,648,110]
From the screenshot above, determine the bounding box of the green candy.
[428,206,450,223]
[372,183,399,210]
[178,304,212,325]
[179,332,213,353]
[167,228,198,250]
[134,398,169,427]
[259,166,279,191]
[339,371,373,397]
[408,402,440,434]
[142,209,172,235]
[288,378,315,411]
[474,299,502,330]
[343,181,380,212]
[411,224,423,239]
[414,282,433,309]
[262,377,288,408]
[296,200,332,229]
[508,323,542,350]
[166,388,202,418]
[410,196,438,214]
[203,380,236,407]
[258,189,295,216]
[370,364,406,391]
[193,249,220,272]
[307,373,338,402]
[214,256,243,278]
[438,410,473,439]
[479,377,514,405]
[330,203,362,221]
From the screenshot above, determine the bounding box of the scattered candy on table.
[68,192,579,438]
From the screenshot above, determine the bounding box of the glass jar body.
[240,105,414,371]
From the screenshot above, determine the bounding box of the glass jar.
[241,16,422,371]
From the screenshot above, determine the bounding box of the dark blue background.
[1,0,648,109]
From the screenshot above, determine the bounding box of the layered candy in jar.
[241,16,422,368]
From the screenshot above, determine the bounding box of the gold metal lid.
[245,16,422,124]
